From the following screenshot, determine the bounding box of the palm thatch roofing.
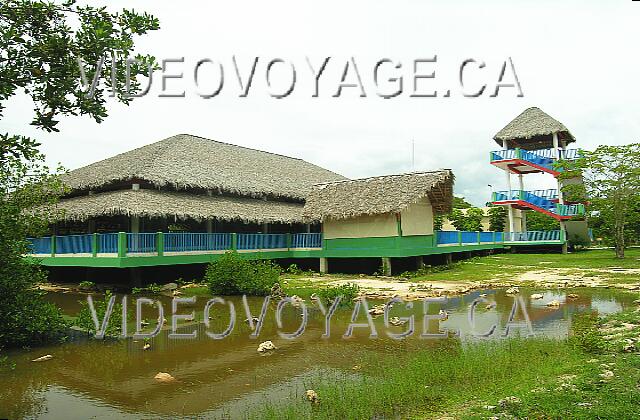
[493,107,576,149]
[49,189,304,224]
[303,170,454,222]
[61,134,346,201]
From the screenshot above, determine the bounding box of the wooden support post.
[477,231,481,244]
[416,255,425,270]
[117,232,127,258]
[231,233,237,251]
[286,233,292,250]
[50,235,56,257]
[130,268,142,287]
[458,231,462,245]
[445,253,453,265]
[157,232,164,256]
[319,257,328,274]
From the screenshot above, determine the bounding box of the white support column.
[319,257,328,274]
[381,257,392,276]
[503,139,515,236]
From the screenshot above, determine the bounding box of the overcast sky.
[2,0,639,206]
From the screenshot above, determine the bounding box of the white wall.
[400,197,434,236]
[323,213,398,239]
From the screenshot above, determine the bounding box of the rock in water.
[270,283,286,299]
[154,372,176,383]
[257,341,277,353]
[439,310,449,321]
[389,316,407,326]
[546,300,561,308]
[567,293,579,300]
[160,282,178,291]
[143,343,151,351]
[506,287,519,295]
[530,293,544,300]
[305,389,319,404]
[32,354,53,362]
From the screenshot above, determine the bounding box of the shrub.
[316,283,360,305]
[74,291,126,338]
[204,251,280,296]
[78,280,96,291]
[569,311,607,354]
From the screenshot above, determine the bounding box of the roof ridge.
[312,169,451,187]
[172,133,306,161]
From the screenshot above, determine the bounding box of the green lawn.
[405,248,640,284]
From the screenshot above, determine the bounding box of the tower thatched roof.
[493,107,576,149]
[49,189,304,224]
[61,134,346,201]
[302,170,454,222]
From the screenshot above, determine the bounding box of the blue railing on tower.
[490,148,580,170]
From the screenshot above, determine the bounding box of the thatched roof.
[493,107,576,148]
[49,189,304,224]
[303,170,454,222]
[61,134,346,200]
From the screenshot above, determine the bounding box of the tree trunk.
[615,216,625,259]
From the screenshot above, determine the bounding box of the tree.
[0,136,68,346]
[0,1,159,347]
[525,211,559,231]
[449,207,484,231]
[453,196,473,209]
[557,144,640,258]
[487,205,506,232]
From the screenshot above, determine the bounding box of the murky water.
[0,288,635,419]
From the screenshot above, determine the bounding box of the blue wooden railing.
[164,233,231,252]
[56,234,92,254]
[127,233,157,253]
[99,233,119,254]
[490,148,580,173]
[505,230,561,242]
[29,237,52,254]
[492,190,585,217]
[436,231,459,245]
[436,230,562,246]
[292,233,322,248]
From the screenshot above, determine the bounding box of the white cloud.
[2,0,639,207]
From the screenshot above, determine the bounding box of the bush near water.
[204,251,280,296]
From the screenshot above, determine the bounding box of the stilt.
[416,256,425,270]
[445,253,453,265]
[130,268,142,287]
[381,257,392,276]
[319,257,328,274]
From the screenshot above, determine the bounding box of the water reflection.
[0,288,635,418]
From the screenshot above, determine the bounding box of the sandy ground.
[286,266,640,300]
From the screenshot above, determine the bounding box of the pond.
[0,287,635,419]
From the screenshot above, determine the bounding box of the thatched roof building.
[61,134,346,201]
[52,189,304,224]
[53,134,346,225]
[493,107,575,149]
[303,170,454,222]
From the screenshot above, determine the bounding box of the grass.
[403,248,640,284]
[249,304,640,419]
